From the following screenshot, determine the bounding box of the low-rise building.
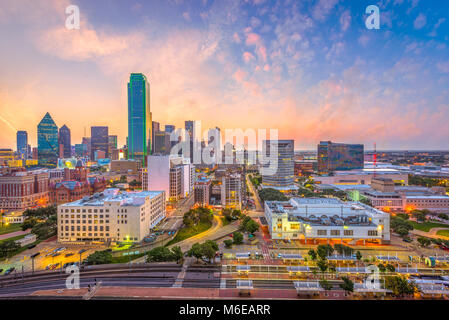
[264,198,390,244]
[57,188,166,243]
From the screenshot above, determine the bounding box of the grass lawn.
[166,220,212,246]
[0,223,23,235]
[436,229,449,237]
[221,217,231,227]
[410,221,449,232]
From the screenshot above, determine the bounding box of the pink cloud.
[245,33,261,46]
[243,51,255,63]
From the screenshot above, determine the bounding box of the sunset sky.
[0,0,448,150]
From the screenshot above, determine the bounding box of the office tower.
[317,141,364,174]
[153,131,171,155]
[185,121,194,138]
[221,173,242,209]
[58,124,71,158]
[16,130,28,159]
[82,137,91,159]
[75,143,88,157]
[108,135,117,155]
[261,140,295,190]
[128,73,151,165]
[146,155,171,201]
[165,125,175,133]
[152,121,160,153]
[91,126,109,159]
[37,112,59,166]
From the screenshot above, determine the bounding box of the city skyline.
[1,0,449,151]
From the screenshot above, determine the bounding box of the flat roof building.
[58,188,165,243]
[264,198,390,244]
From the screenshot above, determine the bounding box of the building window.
[344,230,353,236]
[317,230,327,236]
[331,230,340,236]
[368,230,378,236]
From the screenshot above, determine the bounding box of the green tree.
[258,188,288,203]
[317,259,328,273]
[317,244,334,260]
[417,237,431,247]
[0,240,21,258]
[85,250,113,265]
[187,243,204,263]
[319,279,333,291]
[386,264,396,273]
[308,249,317,261]
[385,276,415,297]
[223,239,233,248]
[339,276,354,294]
[233,231,244,245]
[356,251,362,261]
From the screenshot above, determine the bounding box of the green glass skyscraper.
[128,73,151,165]
[37,112,59,166]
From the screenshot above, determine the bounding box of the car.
[4,267,15,275]
[45,264,52,270]
[403,238,413,243]
[65,253,74,257]
[52,253,60,257]
[0,269,3,274]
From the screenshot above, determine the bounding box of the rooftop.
[60,188,164,207]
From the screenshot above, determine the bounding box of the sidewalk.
[0,229,30,241]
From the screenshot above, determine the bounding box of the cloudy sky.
[0,0,448,150]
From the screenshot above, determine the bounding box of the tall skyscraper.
[58,124,71,158]
[128,73,151,165]
[153,131,171,155]
[185,120,194,138]
[152,121,160,154]
[317,141,364,174]
[16,131,28,159]
[165,125,175,133]
[82,137,91,159]
[37,112,59,166]
[108,135,117,155]
[261,140,295,191]
[91,126,109,159]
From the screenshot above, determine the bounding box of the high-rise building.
[146,155,171,200]
[58,125,71,158]
[221,173,242,209]
[261,140,295,191]
[37,112,59,166]
[317,141,364,174]
[153,131,171,155]
[91,126,109,160]
[165,125,175,133]
[16,131,28,159]
[75,143,88,158]
[128,73,151,165]
[82,137,91,159]
[185,121,194,138]
[151,121,160,154]
[108,135,118,155]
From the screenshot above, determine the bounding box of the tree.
[417,236,431,247]
[356,251,362,261]
[385,276,415,297]
[386,264,396,273]
[339,276,354,294]
[319,279,333,291]
[187,243,204,263]
[233,232,244,245]
[377,263,386,273]
[258,188,288,203]
[308,249,317,261]
[317,259,328,273]
[241,218,259,234]
[171,246,184,264]
[317,244,334,260]
[0,240,21,258]
[223,239,233,248]
[85,250,113,265]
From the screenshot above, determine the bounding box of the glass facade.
[37,112,59,166]
[262,140,295,189]
[317,141,364,174]
[16,130,28,159]
[59,124,71,158]
[91,126,109,159]
[128,73,151,165]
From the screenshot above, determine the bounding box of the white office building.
[146,155,171,200]
[58,188,166,243]
[264,198,390,244]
